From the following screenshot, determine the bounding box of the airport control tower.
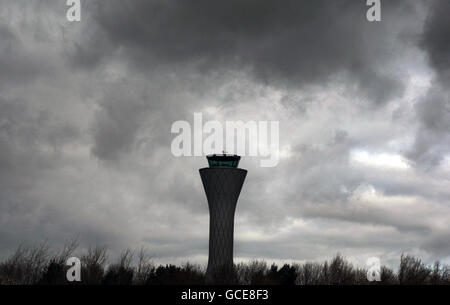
[199,154,247,284]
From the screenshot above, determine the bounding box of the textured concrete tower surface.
[200,154,247,284]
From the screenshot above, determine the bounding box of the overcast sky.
[1,0,449,267]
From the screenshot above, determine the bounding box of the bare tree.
[398,254,431,285]
[0,242,50,285]
[81,245,108,284]
[134,247,154,285]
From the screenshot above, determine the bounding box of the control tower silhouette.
[199,154,247,284]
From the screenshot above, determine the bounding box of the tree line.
[0,240,448,285]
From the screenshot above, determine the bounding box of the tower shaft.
[200,167,247,284]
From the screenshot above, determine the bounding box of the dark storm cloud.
[408,0,450,168]
[75,0,413,104]
[75,0,419,164]
[420,0,450,82]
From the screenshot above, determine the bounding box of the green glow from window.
[208,160,239,168]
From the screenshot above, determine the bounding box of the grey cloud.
[73,0,417,105]
[420,0,450,82]
[0,24,39,86]
[422,231,450,258]
[82,0,420,162]
[408,0,450,168]
[91,83,149,160]
[408,116,450,168]
[0,0,64,88]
